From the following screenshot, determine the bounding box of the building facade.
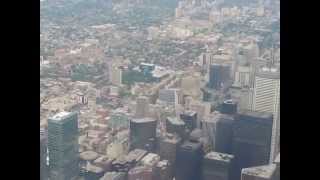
[48,111,79,180]
[250,66,280,162]
[232,110,273,180]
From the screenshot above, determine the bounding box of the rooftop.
[256,66,280,79]
[50,111,75,122]
[182,110,197,116]
[167,117,185,126]
[205,151,234,162]
[238,110,273,120]
[141,153,160,167]
[80,151,99,161]
[131,117,156,123]
[242,164,277,178]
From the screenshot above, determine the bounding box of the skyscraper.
[175,141,203,180]
[159,134,182,179]
[232,110,273,180]
[158,88,180,105]
[215,113,234,154]
[208,64,231,89]
[202,151,234,180]
[48,111,79,180]
[40,134,48,180]
[234,65,251,88]
[250,66,280,162]
[129,117,157,151]
[109,62,123,86]
[180,110,197,131]
[135,96,150,118]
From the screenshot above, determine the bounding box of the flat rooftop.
[167,117,185,125]
[242,164,277,178]
[131,117,156,123]
[49,111,76,122]
[205,151,234,162]
[238,110,273,120]
[182,110,197,116]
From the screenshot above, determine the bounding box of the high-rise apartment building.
[250,66,280,162]
[48,111,79,180]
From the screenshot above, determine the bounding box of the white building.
[109,63,122,86]
[250,66,280,162]
[233,66,251,88]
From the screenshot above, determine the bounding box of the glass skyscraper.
[48,111,79,180]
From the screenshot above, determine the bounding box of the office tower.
[109,63,122,86]
[175,141,203,180]
[158,88,180,105]
[220,99,237,115]
[241,164,277,180]
[159,134,182,178]
[202,151,234,180]
[40,134,48,180]
[232,110,273,180]
[166,117,186,139]
[135,96,150,118]
[234,65,251,88]
[250,66,280,162]
[239,42,260,63]
[48,111,79,180]
[208,64,231,89]
[215,113,234,154]
[239,88,251,110]
[189,100,211,128]
[180,110,197,131]
[202,113,219,150]
[129,118,157,151]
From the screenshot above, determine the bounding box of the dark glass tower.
[48,112,79,180]
[232,110,273,180]
[208,64,231,89]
